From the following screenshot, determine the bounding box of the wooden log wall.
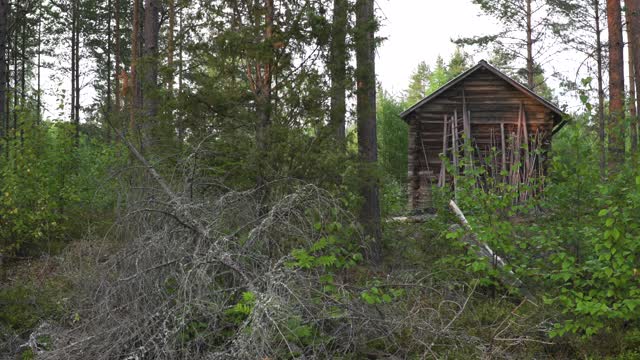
[407,68,557,209]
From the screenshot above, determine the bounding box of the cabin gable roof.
[400,60,566,133]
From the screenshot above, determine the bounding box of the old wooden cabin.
[401,60,566,209]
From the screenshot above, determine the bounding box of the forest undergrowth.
[2,120,640,359]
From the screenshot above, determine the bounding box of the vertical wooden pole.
[521,103,531,175]
[453,110,459,199]
[439,115,448,187]
[500,122,506,182]
[514,104,522,185]
[462,90,472,172]
[462,89,471,139]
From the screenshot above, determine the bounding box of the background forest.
[2,0,640,359]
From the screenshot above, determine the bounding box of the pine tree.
[608,0,625,171]
[329,0,348,143]
[355,0,382,264]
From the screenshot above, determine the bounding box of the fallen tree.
[449,200,536,302]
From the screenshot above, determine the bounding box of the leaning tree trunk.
[329,0,348,144]
[355,0,382,265]
[607,0,626,173]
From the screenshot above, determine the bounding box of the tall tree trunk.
[526,0,534,89]
[255,0,274,191]
[12,13,17,139]
[37,2,41,124]
[607,0,626,172]
[176,1,184,144]
[355,0,382,265]
[106,0,112,141]
[19,5,24,144]
[114,0,121,122]
[178,6,183,95]
[71,0,76,133]
[70,0,80,146]
[0,0,7,148]
[75,0,81,145]
[596,0,607,179]
[628,0,640,155]
[167,0,175,92]
[143,0,159,118]
[130,0,141,135]
[142,0,160,150]
[329,0,347,143]
[4,2,9,154]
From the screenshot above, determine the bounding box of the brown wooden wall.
[406,68,558,210]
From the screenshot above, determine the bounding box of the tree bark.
[627,7,638,153]
[607,0,626,172]
[526,0,534,89]
[143,0,159,118]
[329,0,348,143]
[130,0,142,135]
[75,0,81,145]
[71,0,76,126]
[167,0,175,92]
[106,0,113,141]
[595,0,607,179]
[0,0,7,147]
[37,2,42,124]
[114,0,121,116]
[355,0,382,265]
[254,0,274,190]
[627,0,640,155]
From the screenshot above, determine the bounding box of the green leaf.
[604,268,613,278]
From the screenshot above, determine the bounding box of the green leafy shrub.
[0,120,123,257]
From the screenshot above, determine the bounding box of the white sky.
[376,0,500,96]
[375,0,591,112]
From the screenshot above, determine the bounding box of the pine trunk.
[114,0,121,124]
[329,0,347,143]
[130,0,141,134]
[607,0,626,172]
[627,0,640,155]
[143,0,159,119]
[595,0,607,178]
[37,2,42,124]
[526,0,534,89]
[255,0,274,190]
[0,0,7,147]
[355,0,382,265]
[106,0,113,141]
[75,0,81,145]
[167,0,175,92]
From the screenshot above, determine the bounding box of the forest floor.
[1,216,640,359]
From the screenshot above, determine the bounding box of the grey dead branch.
[449,200,536,303]
[17,133,549,359]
